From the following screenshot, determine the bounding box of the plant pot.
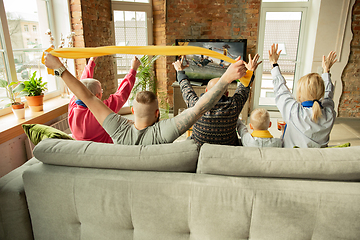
[25,95,44,112]
[11,102,25,119]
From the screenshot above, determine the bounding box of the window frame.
[252,0,310,111]
[0,0,72,116]
[111,0,153,79]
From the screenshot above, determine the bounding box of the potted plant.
[130,54,160,103]
[0,79,26,119]
[20,71,47,112]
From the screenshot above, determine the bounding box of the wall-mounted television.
[175,39,247,86]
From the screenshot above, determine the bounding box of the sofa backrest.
[33,138,200,172]
[197,144,360,181]
[22,162,360,240]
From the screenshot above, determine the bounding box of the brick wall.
[153,0,261,108]
[152,0,168,107]
[339,0,360,117]
[69,0,115,100]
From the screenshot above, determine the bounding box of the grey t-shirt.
[102,112,180,145]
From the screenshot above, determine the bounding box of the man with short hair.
[44,53,248,145]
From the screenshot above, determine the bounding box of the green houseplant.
[128,54,172,118]
[130,54,160,103]
[20,71,47,112]
[0,79,26,118]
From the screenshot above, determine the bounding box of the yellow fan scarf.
[42,46,253,86]
[251,130,273,139]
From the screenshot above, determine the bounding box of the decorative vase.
[11,102,25,119]
[25,95,44,112]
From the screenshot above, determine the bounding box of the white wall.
[0,134,28,178]
[309,0,355,115]
[0,114,66,178]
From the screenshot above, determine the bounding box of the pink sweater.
[68,59,136,143]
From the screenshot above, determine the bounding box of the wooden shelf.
[0,96,70,145]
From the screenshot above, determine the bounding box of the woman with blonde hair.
[268,44,337,148]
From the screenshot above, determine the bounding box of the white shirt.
[237,120,283,148]
[272,66,336,148]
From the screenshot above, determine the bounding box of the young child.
[268,44,337,148]
[237,108,282,147]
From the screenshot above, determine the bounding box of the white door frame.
[253,1,310,111]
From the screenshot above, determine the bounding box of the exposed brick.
[339,0,360,118]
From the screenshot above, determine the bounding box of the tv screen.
[175,39,247,85]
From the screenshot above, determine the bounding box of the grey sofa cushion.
[197,144,360,180]
[33,138,199,172]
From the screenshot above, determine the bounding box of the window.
[112,0,153,106]
[0,0,70,111]
[113,10,149,75]
[253,1,309,111]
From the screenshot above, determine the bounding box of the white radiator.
[50,117,71,134]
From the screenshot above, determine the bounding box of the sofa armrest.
[0,158,40,240]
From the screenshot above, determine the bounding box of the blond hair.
[250,108,270,130]
[296,73,325,123]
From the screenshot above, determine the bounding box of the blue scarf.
[301,100,323,108]
[75,99,87,108]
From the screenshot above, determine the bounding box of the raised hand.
[172,56,189,72]
[44,52,64,69]
[245,53,262,72]
[220,56,247,84]
[322,51,337,73]
[268,43,282,65]
[131,56,141,71]
[180,56,189,69]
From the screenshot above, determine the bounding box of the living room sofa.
[1,138,360,240]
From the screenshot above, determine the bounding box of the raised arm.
[80,57,97,80]
[232,53,261,109]
[321,51,337,108]
[173,57,247,134]
[44,53,113,125]
[106,56,141,111]
[269,44,296,123]
[173,57,199,108]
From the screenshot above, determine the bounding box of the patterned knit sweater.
[177,71,253,146]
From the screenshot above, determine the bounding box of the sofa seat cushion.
[33,138,199,172]
[197,144,360,180]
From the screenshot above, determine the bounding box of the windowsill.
[0,96,70,145]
